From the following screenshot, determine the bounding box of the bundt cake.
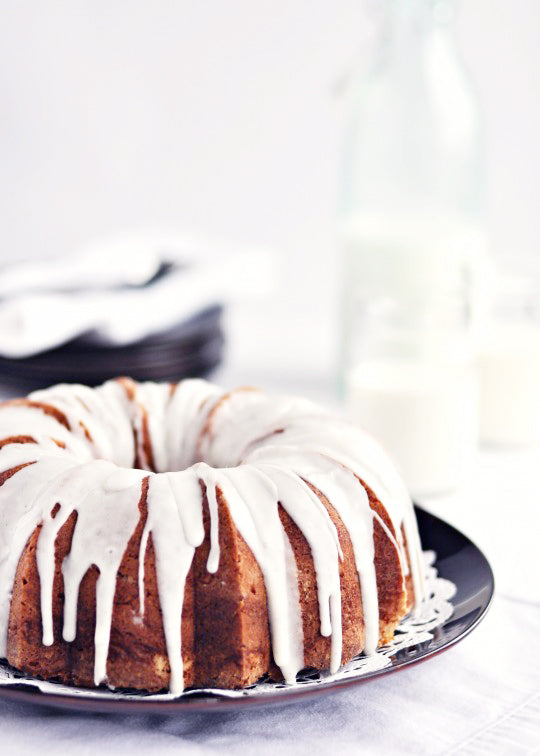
[0,378,425,694]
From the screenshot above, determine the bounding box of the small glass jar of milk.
[478,265,540,447]
[338,0,484,497]
[341,216,480,497]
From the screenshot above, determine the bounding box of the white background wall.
[1,1,539,383]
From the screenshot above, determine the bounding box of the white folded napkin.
[0,240,163,297]
[0,235,275,358]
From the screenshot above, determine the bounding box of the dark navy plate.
[0,506,494,713]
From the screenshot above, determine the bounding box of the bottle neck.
[341,0,479,220]
[377,0,456,48]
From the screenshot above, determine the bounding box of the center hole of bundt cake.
[133,387,287,473]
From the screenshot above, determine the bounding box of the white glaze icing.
[0,378,425,694]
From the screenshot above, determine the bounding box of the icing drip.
[142,472,204,694]
[252,453,379,654]
[255,465,341,667]
[0,378,426,693]
[199,465,221,574]
[38,462,145,684]
[0,453,77,657]
[211,465,305,683]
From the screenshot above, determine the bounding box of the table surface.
[0,366,539,756]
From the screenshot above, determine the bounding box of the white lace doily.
[0,551,455,702]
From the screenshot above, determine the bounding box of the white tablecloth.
[0,386,539,754]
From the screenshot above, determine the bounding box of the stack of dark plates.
[0,305,224,392]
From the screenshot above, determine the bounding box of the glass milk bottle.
[339,0,484,497]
